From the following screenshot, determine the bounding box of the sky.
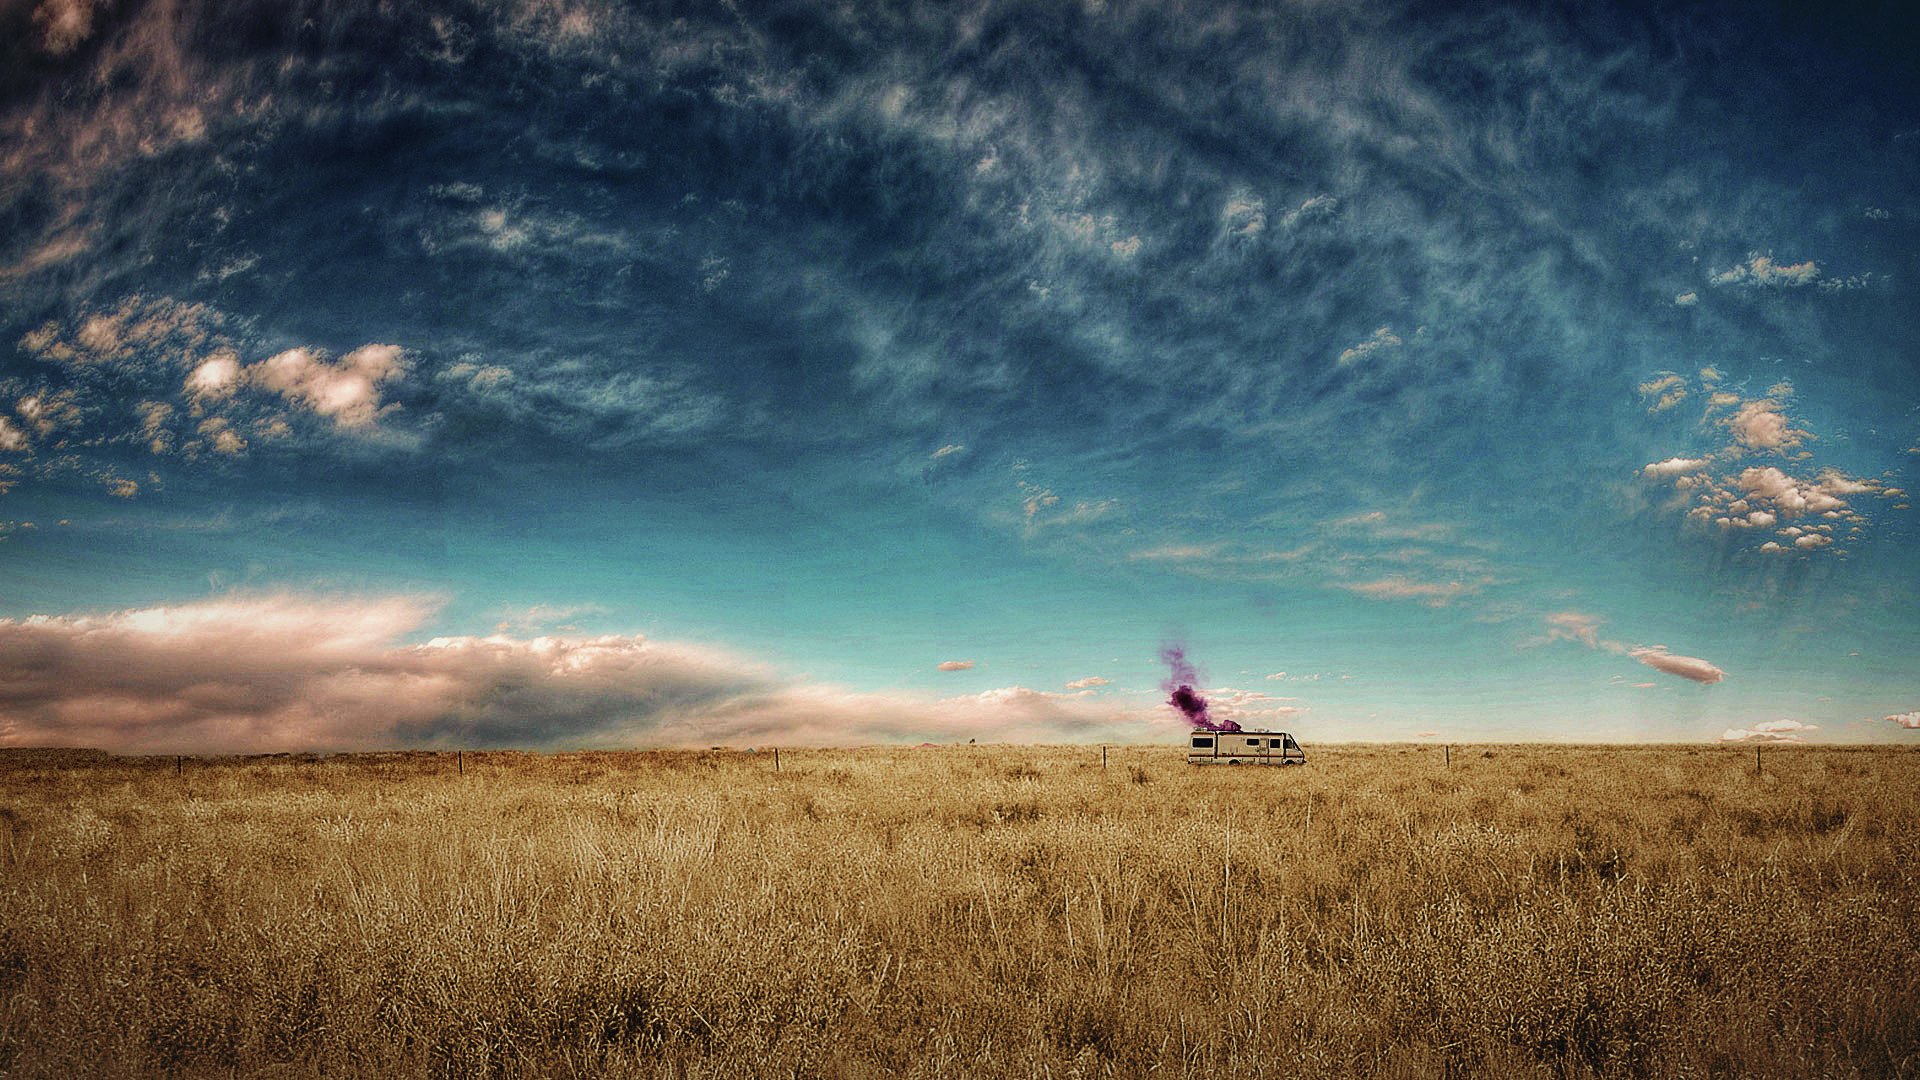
[2,0,1918,752]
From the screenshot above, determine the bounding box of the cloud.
[7,299,420,491]
[1340,577,1475,607]
[1222,192,1266,239]
[931,443,966,459]
[1064,676,1109,690]
[1638,373,1687,412]
[1642,457,1709,478]
[1736,466,1849,515]
[1726,400,1806,452]
[1337,326,1403,367]
[1543,611,1602,648]
[1673,291,1698,306]
[0,417,28,453]
[1887,712,1920,730]
[1646,380,1895,553]
[1720,719,1817,743]
[186,352,243,402]
[0,594,1149,753]
[251,345,407,429]
[1708,254,1819,288]
[32,0,106,57]
[491,603,606,633]
[1203,688,1307,725]
[936,660,974,672]
[1278,195,1337,229]
[1629,646,1725,685]
[1537,614,1722,689]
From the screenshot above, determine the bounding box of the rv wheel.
[1227,759,1240,765]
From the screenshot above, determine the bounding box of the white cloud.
[1887,712,1920,730]
[251,344,407,428]
[1726,400,1806,451]
[931,443,966,459]
[185,351,242,402]
[1337,326,1403,367]
[0,417,28,453]
[1737,466,1846,516]
[1673,291,1698,306]
[1064,676,1109,690]
[937,660,975,672]
[1708,254,1819,288]
[1720,719,1817,743]
[1643,457,1709,478]
[0,594,1151,753]
[1629,646,1725,685]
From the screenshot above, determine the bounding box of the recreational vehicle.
[1187,729,1306,766]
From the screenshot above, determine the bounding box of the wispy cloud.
[1536,613,1726,686]
[1336,326,1404,367]
[936,660,974,672]
[1720,719,1816,743]
[1638,373,1688,413]
[1339,577,1476,607]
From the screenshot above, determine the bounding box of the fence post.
[458,750,463,775]
[774,747,780,772]
[1444,744,1450,769]
[1756,745,1762,774]
[1102,745,1108,769]
[176,755,182,777]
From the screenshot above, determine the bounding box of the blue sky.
[2,0,1917,750]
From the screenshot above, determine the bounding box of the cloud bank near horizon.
[0,594,1154,753]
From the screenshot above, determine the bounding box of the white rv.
[1187,729,1306,766]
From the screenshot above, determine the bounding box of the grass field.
[1,743,1915,1078]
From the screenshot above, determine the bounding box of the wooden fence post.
[457,751,463,775]
[774,747,780,772]
[1444,744,1451,769]
[1102,745,1108,769]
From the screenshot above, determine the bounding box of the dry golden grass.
[0,743,1915,1078]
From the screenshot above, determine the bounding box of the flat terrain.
[0,744,1915,1078]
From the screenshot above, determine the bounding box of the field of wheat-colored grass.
[0,743,1915,1078]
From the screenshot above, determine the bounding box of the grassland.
[0,743,1915,1078]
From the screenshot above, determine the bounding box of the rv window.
[1246,738,1260,747]
[1270,739,1284,748]
[1190,737,1214,749]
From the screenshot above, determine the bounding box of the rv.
[1187,729,1306,766]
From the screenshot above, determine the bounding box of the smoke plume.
[1160,644,1240,732]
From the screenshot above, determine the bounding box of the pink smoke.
[1160,644,1239,732]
